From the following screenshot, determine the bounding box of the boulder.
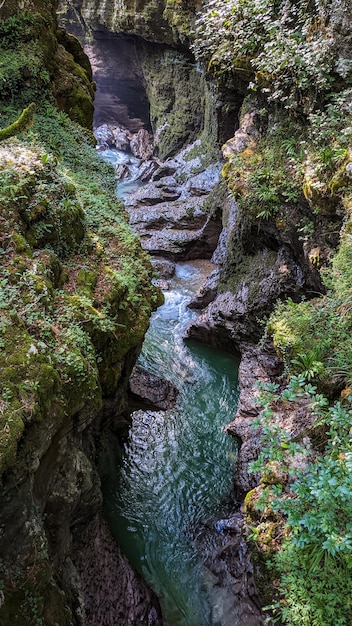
[130,128,154,160]
[129,365,179,410]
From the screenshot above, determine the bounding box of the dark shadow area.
[85,31,152,132]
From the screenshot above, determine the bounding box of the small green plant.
[291,351,324,381]
[225,117,304,219]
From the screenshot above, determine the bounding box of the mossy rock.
[0,103,35,142]
[261,461,288,486]
[56,27,92,79]
[0,561,72,626]
[0,10,94,128]
[303,171,339,216]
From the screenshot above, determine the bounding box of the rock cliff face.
[53,2,345,622]
[0,141,163,624]
[58,0,243,157]
[58,0,202,45]
[0,4,163,623]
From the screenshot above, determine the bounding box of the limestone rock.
[222,103,261,160]
[130,128,154,160]
[225,342,315,498]
[185,248,305,350]
[124,143,223,260]
[129,365,179,410]
[72,513,163,626]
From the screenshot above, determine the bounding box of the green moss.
[0,104,36,142]
[142,48,206,159]
[223,115,305,220]
[12,232,30,254]
[0,120,159,474]
[0,8,162,622]
[0,11,94,128]
[77,268,99,297]
[219,249,277,295]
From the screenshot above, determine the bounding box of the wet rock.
[187,268,219,309]
[95,123,131,150]
[125,181,182,205]
[185,163,223,196]
[112,127,131,151]
[184,248,305,351]
[154,175,178,190]
[151,258,176,279]
[130,128,154,160]
[72,513,163,626]
[152,164,178,180]
[214,513,244,534]
[124,142,223,260]
[193,512,264,626]
[115,162,131,180]
[129,365,179,410]
[134,159,161,181]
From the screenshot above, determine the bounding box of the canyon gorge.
[0,0,351,624]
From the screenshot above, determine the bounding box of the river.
[101,245,240,624]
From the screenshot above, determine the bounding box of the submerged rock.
[129,365,179,410]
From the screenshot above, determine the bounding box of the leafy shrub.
[249,379,352,625]
[268,215,352,389]
[193,0,336,111]
[224,115,305,219]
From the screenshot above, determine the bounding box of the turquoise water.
[103,262,240,625]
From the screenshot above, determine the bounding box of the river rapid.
[101,249,240,625]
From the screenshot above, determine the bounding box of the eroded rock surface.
[194,513,264,626]
[185,247,305,349]
[129,365,179,410]
[73,514,163,626]
[125,142,223,259]
[225,342,316,499]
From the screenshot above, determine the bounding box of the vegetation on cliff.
[0,8,94,126]
[0,108,159,473]
[0,8,161,624]
[193,1,352,624]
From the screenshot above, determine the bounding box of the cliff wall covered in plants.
[1,0,352,624]
[58,1,352,624]
[190,2,352,625]
[0,3,162,624]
